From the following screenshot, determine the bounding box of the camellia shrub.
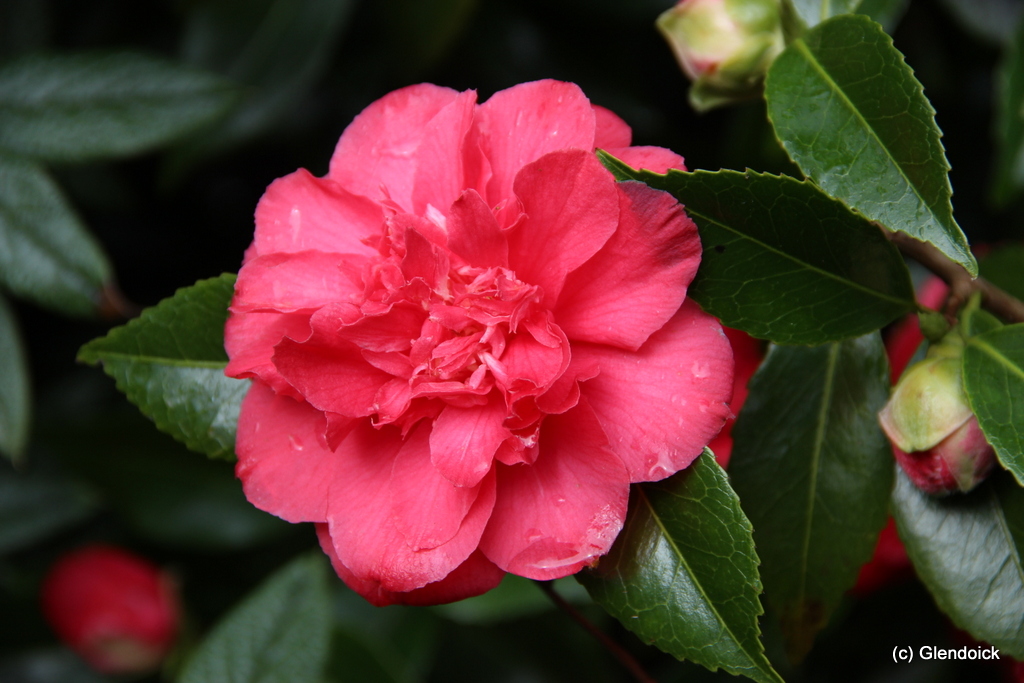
[3,1,1024,682]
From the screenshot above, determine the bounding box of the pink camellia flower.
[225,80,734,605]
[41,545,179,674]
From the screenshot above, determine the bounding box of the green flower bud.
[657,0,785,111]
[879,334,971,453]
[880,330,995,495]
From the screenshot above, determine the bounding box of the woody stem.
[889,232,1024,323]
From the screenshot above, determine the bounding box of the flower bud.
[41,545,179,674]
[879,331,996,495]
[891,416,997,495]
[657,0,785,111]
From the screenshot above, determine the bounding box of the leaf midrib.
[796,343,839,618]
[639,485,779,683]
[85,350,228,369]
[0,159,106,286]
[788,32,968,269]
[969,337,1024,383]
[791,37,937,215]
[687,204,912,309]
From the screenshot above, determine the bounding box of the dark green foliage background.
[2,1,1022,682]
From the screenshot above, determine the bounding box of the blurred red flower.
[41,545,179,674]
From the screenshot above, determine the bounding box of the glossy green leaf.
[0,294,29,461]
[892,468,1024,658]
[180,553,332,683]
[963,324,1024,487]
[993,14,1024,205]
[0,153,111,317]
[579,451,782,683]
[599,157,915,344]
[783,0,908,31]
[729,333,893,662]
[78,274,246,460]
[765,14,977,276]
[0,52,237,162]
[170,0,355,173]
[0,462,98,555]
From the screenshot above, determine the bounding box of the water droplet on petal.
[288,435,304,451]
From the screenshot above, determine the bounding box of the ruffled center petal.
[266,197,580,485]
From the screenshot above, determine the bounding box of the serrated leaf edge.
[606,162,916,312]
[766,16,976,275]
[640,487,770,667]
[634,459,783,683]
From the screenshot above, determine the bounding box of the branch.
[534,581,657,683]
[889,232,1024,324]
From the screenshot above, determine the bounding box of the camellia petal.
[592,104,633,149]
[576,299,733,482]
[479,402,629,580]
[506,149,620,306]
[429,394,510,488]
[389,424,487,550]
[556,180,701,350]
[317,528,504,607]
[447,189,508,268]
[233,251,365,313]
[335,302,426,354]
[224,310,312,398]
[253,169,383,258]
[273,330,391,419]
[328,83,461,210]
[324,423,497,593]
[476,80,597,209]
[235,382,341,523]
[411,90,479,215]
